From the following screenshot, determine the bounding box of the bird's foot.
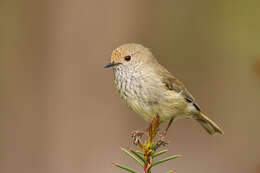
[131,130,146,145]
[158,130,170,146]
[156,117,174,145]
[157,138,169,147]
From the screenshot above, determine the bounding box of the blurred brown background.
[1,0,260,173]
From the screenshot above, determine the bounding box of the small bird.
[105,43,223,135]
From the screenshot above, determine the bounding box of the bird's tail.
[196,112,224,135]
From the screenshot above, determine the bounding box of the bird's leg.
[131,130,146,137]
[164,117,174,135]
[131,130,147,138]
[159,117,174,143]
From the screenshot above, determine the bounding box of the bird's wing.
[157,65,201,111]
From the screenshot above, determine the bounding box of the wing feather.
[156,64,201,111]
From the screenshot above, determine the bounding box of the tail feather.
[196,112,224,135]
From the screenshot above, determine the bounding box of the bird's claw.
[131,130,146,145]
[158,130,170,146]
[159,136,169,146]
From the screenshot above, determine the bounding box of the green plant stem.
[121,147,144,168]
[152,155,181,167]
[113,163,139,173]
[152,149,168,158]
[129,148,148,165]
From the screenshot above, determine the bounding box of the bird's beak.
[104,61,120,68]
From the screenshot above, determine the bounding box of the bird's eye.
[124,55,131,61]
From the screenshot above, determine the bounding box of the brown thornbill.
[105,43,224,135]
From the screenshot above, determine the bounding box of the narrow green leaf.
[121,147,144,167]
[152,155,182,167]
[135,150,144,155]
[113,163,139,173]
[128,148,147,165]
[152,149,168,158]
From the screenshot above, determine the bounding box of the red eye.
[124,55,131,61]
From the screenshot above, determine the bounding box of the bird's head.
[104,43,157,69]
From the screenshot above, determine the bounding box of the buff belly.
[114,66,192,123]
[123,88,190,123]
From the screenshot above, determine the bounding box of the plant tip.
[112,162,118,166]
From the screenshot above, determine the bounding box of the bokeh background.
[1,0,260,173]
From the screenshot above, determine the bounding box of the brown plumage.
[105,43,224,135]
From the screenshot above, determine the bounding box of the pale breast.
[113,65,189,122]
[113,65,160,121]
